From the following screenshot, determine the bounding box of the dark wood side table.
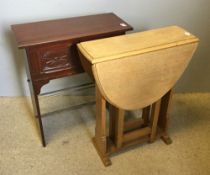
[11,13,133,147]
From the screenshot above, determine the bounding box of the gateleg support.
[158,89,173,145]
[149,100,161,143]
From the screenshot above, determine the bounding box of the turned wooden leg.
[93,85,111,166]
[149,100,161,142]
[158,89,173,145]
[109,105,125,149]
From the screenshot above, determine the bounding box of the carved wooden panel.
[38,43,72,73]
[26,42,84,81]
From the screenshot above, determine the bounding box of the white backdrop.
[0,0,209,96]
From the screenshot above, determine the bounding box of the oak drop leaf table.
[78,26,199,166]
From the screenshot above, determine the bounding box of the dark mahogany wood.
[11,13,133,147]
[11,13,132,48]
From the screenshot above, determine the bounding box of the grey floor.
[0,93,210,175]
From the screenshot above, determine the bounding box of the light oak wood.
[150,100,161,142]
[123,127,151,143]
[124,118,145,132]
[142,106,151,126]
[77,26,199,166]
[109,105,125,148]
[94,85,111,166]
[78,26,198,64]
[108,135,149,154]
[78,26,199,110]
[158,90,173,144]
[92,42,198,110]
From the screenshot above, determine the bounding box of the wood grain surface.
[78,26,199,110]
[78,26,198,64]
[93,43,198,110]
[11,13,132,48]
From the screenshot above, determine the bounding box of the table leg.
[27,79,48,147]
[109,105,125,149]
[93,85,111,166]
[158,89,173,144]
[109,104,116,142]
[149,100,161,142]
[142,105,151,126]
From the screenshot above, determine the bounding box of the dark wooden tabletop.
[11,13,133,48]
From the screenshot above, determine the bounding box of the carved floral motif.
[40,49,71,73]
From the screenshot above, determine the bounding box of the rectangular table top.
[11,13,132,48]
[77,26,199,64]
